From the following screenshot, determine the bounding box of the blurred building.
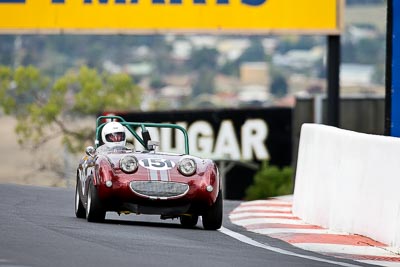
[238,62,270,106]
[240,62,269,85]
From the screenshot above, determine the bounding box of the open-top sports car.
[75,115,222,230]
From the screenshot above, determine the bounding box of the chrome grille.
[130,181,189,198]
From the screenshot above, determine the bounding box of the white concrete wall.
[292,123,400,251]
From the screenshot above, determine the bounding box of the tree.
[189,48,218,71]
[245,161,293,200]
[192,67,215,97]
[0,65,142,153]
[270,69,288,97]
[238,38,265,63]
[0,36,15,66]
[219,60,239,76]
[355,37,385,65]
[149,75,166,90]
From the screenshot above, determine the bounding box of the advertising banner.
[0,0,341,34]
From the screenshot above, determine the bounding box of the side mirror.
[141,127,151,150]
[86,146,96,157]
[147,140,160,151]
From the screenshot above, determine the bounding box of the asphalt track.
[0,184,379,267]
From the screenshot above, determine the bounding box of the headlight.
[120,156,138,173]
[178,157,197,176]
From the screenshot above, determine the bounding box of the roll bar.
[95,115,190,154]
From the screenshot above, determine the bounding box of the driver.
[97,121,127,152]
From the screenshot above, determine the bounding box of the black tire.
[180,215,199,228]
[86,180,106,222]
[75,178,86,219]
[202,191,223,230]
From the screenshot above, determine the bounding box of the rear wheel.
[75,178,86,219]
[86,180,106,222]
[180,215,199,228]
[202,191,223,230]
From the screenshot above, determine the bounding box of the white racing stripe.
[160,170,169,181]
[149,169,158,181]
[218,227,364,267]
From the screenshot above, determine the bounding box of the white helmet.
[101,121,126,148]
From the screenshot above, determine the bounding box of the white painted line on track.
[358,260,400,267]
[252,228,342,235]
[231,218,309,226]
[295,243,398,257]
[239,200,291,206]
[387,247,400,254]
[229,212,296,219]
[218,226,364,267]
[233,206,292,212]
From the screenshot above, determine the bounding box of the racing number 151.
[141,159,174,168]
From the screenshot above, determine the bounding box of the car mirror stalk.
[147,140,160,152]
[86,146,96,157]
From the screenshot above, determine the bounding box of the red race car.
[74,115,222,230]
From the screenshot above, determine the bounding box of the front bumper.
[97,179,219,215]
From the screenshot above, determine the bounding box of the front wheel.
[75,179,86,219]
[180,215,199,228]
[86,180,106,223]
[202,191,223,230]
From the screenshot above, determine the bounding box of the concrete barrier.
[292,123,400,252]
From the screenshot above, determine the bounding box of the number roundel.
[139,158,176,170]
